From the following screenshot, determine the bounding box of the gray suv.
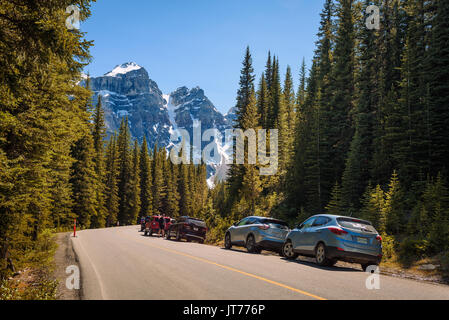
[224,216,289,253]
[282,214,382,271]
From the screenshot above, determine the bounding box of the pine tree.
[240,90,262,214]
[70,133,98,230]
[91,95,107,228]
[139,136,153,217]
[341,0,380,211]
[165,162,180,218]
[296,58,307,111]
[427,0,449,178]
[283,66,296,165]
[383,171,405,235]
[326,182,344,215]
[129,140,141,224]
[152,145,166,215]
[117,118,133,225]
[329,0,355,185]
[256,74,270,129]
[227,47,256,206]
[360,184,385,233]
[104,135,119,227]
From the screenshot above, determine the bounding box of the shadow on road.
[219,247,360,272]
[279,257,360,272]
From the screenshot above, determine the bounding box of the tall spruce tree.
[139,136,153,217]
[104,135,119,227]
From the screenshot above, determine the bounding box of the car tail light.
[376,235,382,243]
[328,227,348,236]
[257,224,270,230]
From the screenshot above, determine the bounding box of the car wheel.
[186,237,191,242]
[282,241,299,260]
[246,235,259,254]
[315,243,332,267]
[361,263,378,272]
[224,233,232,249]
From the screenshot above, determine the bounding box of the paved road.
[71,225,449,300]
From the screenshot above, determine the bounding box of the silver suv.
[282,214,382,271]
[224,216,290,253]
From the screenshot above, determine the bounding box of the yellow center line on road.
[120,229,327,300]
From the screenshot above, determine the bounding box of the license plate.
[357,237,368,244]
[194,227,198,231]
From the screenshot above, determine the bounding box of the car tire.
[224,233,232,249]
[246,235,259,254]
[315,243,333,267]
[282,241,299,260]
[186,237,191,242]
[361,263,378,272]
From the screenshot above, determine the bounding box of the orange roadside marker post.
[73,218,77,237]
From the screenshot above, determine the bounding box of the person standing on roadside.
[158,215,165,237]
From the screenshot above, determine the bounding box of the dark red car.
[144,215,174,236]
[165,216,207,243]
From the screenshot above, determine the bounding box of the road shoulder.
[53,232,81,300]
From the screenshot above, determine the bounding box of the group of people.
[157,215,167,237]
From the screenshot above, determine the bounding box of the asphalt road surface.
[71,225,449,300]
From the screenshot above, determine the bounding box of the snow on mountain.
[105,62,143,77]
[87,62,233,187]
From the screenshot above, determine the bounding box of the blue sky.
[82,0,324,114]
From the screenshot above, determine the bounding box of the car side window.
[236,218,248,226]
[299,218,315,230]
[312,217,330,227]
[245,218,257,225]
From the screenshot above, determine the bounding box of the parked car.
[224,216,290,254]
[164,217,176,232]
[144,215,170,236]
[165,216,207,243]
[281,214,382,271]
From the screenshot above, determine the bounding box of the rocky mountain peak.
[104,62,144,77]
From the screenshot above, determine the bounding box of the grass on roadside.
[0,229,59,300]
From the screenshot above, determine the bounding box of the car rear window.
[187,218,206,227]
[337,218,377,233]
[260,219,289,230]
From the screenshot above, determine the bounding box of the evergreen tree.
[70,133,98,230]
[117,118,133,225]
[329,0,355,185]
[139,136,153,217]
[383,171,405,235]
[129,140,141,224]
[326,182,344,215]
[104,135,119,227]
[427,0,449,178]
[91,95,107,228]
[227,47,256,206]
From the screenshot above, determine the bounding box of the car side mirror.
[233,222,238,226]
[297,224,303,230]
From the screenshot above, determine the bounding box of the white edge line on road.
[72,235,107,300]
